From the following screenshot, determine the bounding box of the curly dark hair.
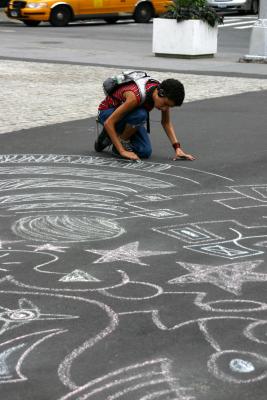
[160,79,185,106]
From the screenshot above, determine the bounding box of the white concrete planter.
[152,18,218,58]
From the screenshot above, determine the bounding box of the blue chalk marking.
[229,358,255,373]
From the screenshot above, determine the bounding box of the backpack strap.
[135,77,151,104]
[136,78,160,104]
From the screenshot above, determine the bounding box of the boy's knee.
[137,145,152,159]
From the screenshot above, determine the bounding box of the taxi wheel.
[50,6,72,27]
[134,3,154,23]
[23,20,41,26]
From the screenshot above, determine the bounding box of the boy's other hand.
[173,148,196,161]
[120,150,140,161]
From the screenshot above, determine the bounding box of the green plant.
[164,0,223,27]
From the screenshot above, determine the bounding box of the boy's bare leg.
[120,124,137,140]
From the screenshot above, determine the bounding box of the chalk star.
[86,241,176,266]
[168,260,266,295]
[27,244,68,253]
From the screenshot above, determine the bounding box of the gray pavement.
[0,90,266,400]
[0,7,267,400]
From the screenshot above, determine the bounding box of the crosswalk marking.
[220,20,256,27]
[235,24,255,29]
[219,16,257,29]
[225,15,258,18]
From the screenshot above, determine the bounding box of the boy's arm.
[161,109,195,161]
[104,91,140,161]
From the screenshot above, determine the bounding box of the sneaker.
[94,128,112,152]
[112,139,134,157]
[121,139,134,152]
[112,146,120,157]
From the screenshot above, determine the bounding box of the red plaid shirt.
[98,81,159,112]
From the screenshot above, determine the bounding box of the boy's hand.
[120,150,140,161]
[173,148,196,161]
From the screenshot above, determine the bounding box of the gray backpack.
[103,70,159,104]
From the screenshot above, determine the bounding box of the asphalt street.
[0,10,266,76]
[0,89,266,400]
[0,9,267,400]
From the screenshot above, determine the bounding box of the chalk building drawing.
[0,154,265,399]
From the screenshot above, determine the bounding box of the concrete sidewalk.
[1,59,267,135]
[0,8,266,136]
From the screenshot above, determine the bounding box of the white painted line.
[223,17,242,21]
[220,20,257,27]
[228,15,258,18]
[235,25,254,29]
[224,16,255,19]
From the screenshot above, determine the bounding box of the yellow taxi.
[5,0,170,27]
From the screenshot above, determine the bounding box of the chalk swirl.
[12,215,124,242]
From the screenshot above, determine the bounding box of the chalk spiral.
[12,215,124,242]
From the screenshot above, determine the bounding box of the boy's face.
[153,89,176,111]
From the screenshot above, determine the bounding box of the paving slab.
[0,90,266,399]
[1,59,267,135]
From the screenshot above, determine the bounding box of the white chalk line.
[0,249,58,274]
[104,377,178,400]
[0,154,234,185]
[0,166,174,189]
[171,165,235,182]
[12,215,125,243]
[0,271,130,293]
[198,321,221,352]
[169,260,266,295]
[0,329,66,384]
[0,287,119,390]
[207,350,267,383]
[57,358,192,400]
[244,320,267,344]
[99,278,163,300]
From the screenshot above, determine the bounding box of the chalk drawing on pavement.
[58,358,194,400]
[0,329,65,384]
[59,270,101,282]
[168,260,266,295]
[153,224,222,243]
[186,240,263,259]
[27,244,69,252]
[0,298,78,335]
[131,209,187,219]
[136,194,172,201]
[244,320,267,344]
[208,350,267,383]
[215,184,267,209]
[86,241,176,266]
[0,154,265,398]
[255,241,267,247]
[12,215,125,243]
[153,220,267,259]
